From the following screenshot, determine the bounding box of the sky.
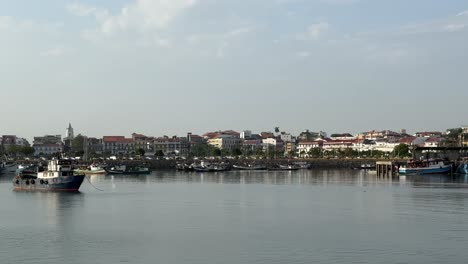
[1,0,468,140]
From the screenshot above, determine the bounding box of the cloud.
[306,22,330,39]
[296,51,311,58]
[186,25,256,58]
[0,16,35,32]
[445,24,466,32]
[67,3,97,17]
[40,47,68,57]
[456,10,468,17]
[80,0,197,35]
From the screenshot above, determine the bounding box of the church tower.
[66,123,74,140]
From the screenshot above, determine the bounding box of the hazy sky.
[1,0,467,140]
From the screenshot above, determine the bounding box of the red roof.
[103,136,134,143]
[399,136,416,144]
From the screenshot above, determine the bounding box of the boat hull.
[399,165,452,175]
[13,175,85,191]
[232,165,267,171]
[458,164,468,174]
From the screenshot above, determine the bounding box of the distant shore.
[95,158,410,171]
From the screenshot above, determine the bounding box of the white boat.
[399,159,452,175]
[2,161,17,173]
[13,159,85,191]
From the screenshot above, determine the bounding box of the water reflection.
[78,170,468,189]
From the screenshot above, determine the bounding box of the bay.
[1,170,468,264]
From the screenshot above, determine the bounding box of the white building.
[33,144,64,156]
[208,135,241,150]
[296,140,323,157]
[240,130,252,139]
[280,133,294,143]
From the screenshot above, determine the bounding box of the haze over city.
[1,0,468,140]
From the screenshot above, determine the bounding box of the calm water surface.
[2,170,468,264]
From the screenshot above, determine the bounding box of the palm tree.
[274,127,280,135]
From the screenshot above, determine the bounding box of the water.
[2,170,468,264]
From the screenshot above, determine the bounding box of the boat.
[2,161,18,173]
[293,162,312,169]
[353,164,376,170]
[13,158,85,191]
[457,160,468,174]
[268,165,300,171]
[232,164,267,171]
[106,165,151,175]
[126,166,151,175]
[176,163,195,171]
[106,165,127,174]
[193,162,230,172]
[74,165,107,175]
[398,159,453,175]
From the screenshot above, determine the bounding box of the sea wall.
[104,158,408,170]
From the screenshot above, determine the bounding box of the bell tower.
[66,123,74,140]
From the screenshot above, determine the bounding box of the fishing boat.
[106,165,151,175]
[13,158,85,191]
[293,162,312,169]
[353,164,376,170]
[176,163,195,171]
[398,159,452,175]
[232,164,267,171]
[268,165,300,171]
[457,160,468,174]
[74,165,107,175]
[193,162,230,172]
[2,161,17,173]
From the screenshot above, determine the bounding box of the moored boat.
[13,159,85,191]
[268,165,300,171]
[399,159,452,175]
[457,161,468,174]
[74,165,107,175]
[2,161,17,173]
[105,165,151,175]
[232,164,267,171]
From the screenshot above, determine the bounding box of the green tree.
[71,134,85,155]
[308,148,322,158]
[274,127,280,135]
[394,144,410,157]
[20,146,35,156]
[6,145,21,156]
[155,150,165,157]
[213,148,222,157]
[190,143,217,157]
[231,148,242,156]
[136,148,145,156]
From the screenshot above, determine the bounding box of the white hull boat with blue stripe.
[399,159,452,175]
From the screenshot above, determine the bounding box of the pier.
[376,161,397,177]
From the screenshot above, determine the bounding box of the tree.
[20,146,34,156]
[231,148,242,156]
[155,150,165,157]
[274,127,280,135]
[213,148,222,157]
[71,134,85,155]
[6,145,21,156]
[308,148,322,158]
[394,144,410,157]
[136,148,145,156]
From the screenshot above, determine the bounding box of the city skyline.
[1,122,466,143]
[1,0,468,139]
